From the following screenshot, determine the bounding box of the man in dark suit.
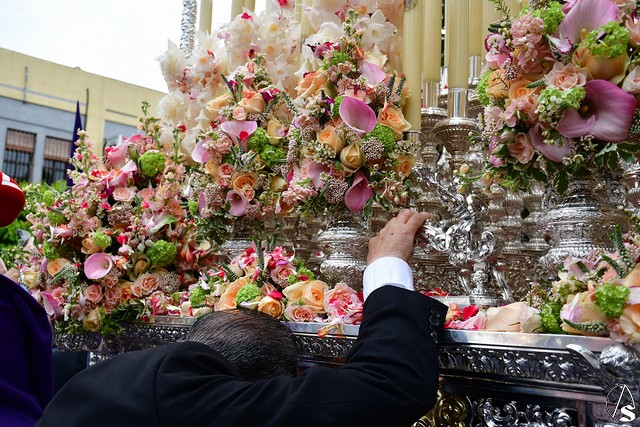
[37,209,447,427]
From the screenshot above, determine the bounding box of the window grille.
[42,136,72,184]
[4,129,35,182]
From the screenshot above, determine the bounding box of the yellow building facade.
[0,48,165,183]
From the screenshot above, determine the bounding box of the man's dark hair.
[182,308,298,381]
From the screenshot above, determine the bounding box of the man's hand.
[367,209,431,265]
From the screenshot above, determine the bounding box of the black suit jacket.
[37,286,447,427]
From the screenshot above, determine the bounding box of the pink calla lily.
[41,291,63,317]
[220,120,258,149]
[557,0,618,46]
[344,171,373,212]
[339,96,377,134]
[84,252,113,280]
[360,61,386,86]
[226,190,249,216]
[192,139,213,164]
[557,79,636,143]
[308,162,330,189]
[529,125,574,163]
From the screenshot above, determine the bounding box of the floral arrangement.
[477,0,640,194]
[444,226,640,344]
[166,240,363,326]
[283,9,419,215]
[19,105,218,335]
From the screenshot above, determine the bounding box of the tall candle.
[445,0,469,88]
[422,0,442,82]
[231,0,243,20]
[300,0,313,41]
[199,0,212,33]
[504,0,520,17]
[468,0,483,56]
[481,0,501,42]
[244,0,256,11]
[402,0,424,130]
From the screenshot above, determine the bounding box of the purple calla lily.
[84,252,113,280]
[557,79,636,142]
[529,125,575,163]
[344,171,373,212]
[192,139,213,164]
[308,162,330,189]
[558,0,618,46]
[226,190,249,217]
[339,96,377,134]
[360,61,387,86]
[220,120,258,149]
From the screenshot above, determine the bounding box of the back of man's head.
[182,308,298,381]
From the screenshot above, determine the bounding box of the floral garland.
[476,0,640,194]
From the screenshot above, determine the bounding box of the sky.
[0,0,240,93]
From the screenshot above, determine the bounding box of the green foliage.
[259,144,287,168]
[93,232,112,249]
[189,286,207,307]
[531,2,564,34]
[47,211,66,226]
[146,240,177,267]
[139,151,167,178]
[331,95,344,117]
[539,302,565,334]
[235,283,261,305]
[594,283,631,318]
[585,21,629,58]
[365,124,396,153]
[476,72,491,106]
[247,127,269,152]
[561,318,609,336]
[42,241,62,261]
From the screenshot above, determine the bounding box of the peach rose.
[231,173,258,192]
[618,304,640,342]
[560,289,608,335]
[267,119,286,145]
[270,176,286,192]
[101,273,120,289]
[81,235,102,255]
[623,263,640,288]
[317,125,345,156]
[378,105,411,139]
[626,14,640,48]
[508,132,535,164]
[22,271,39,289]
[112,187,135,202]
[206,93,234,118]
[239,90,266,113]
[104,286,120,306]
[283,280,329,313]
[393,154,416,176]
[218,277,254,310]
[239,184,255,201]
[486,302,534,332]
[339,144,365,173]
[47,258,70,276]
[118,282,134,304]
[84,284,103,304]
[284,304,317,322]
[572,44,629,85]
[485,69,510,100]
[82,309,102,332]
[133,257,150,278]
[543,62,587,90]
[296,71,327,98]
[622,66,640,95]
[232,107,247,121]
[257,296,285,318]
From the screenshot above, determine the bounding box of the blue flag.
[67,101,83,187]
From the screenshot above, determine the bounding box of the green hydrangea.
[47,211,66,226]
[365,124,396,153]
[532,2,564,35]
[42,241,61,261]
[187,200,199,216]
[247,128,269,152]
[476,72,491,106]
[328,51,350,68]
[537,87,585,123]
[585,22,629,58]
[235,283,262,305]
[43,190,56,207]
[539,302,565,334]
[260,144,287,168]
[93,232,112,249]
[146,240,177,267]
[189,287,207,307]
[331,95,344,117]
[594,283,630,318]
[139,151,166,178]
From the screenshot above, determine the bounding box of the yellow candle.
[244,0,256,11]
[300,0,313,40]
[198,0,212,33]
[402,0,424,130]
[504,0,520,17]
[231,0,243,20]
[482,0,501,41]
[422,0,442,82]
[445,0,469,88]
[468,0,483,56]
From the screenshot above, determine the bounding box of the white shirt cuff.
[362,257,414,301]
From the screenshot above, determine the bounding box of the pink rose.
[139,272,160,295]
[508,132,535,164]
[232,107,246,121]
[104,286,120,306]
[84,284,103,304]
[218,163,235,178]
[270,263,296,287]
[101,273,119,288]
[486,302,541,332]
[626,15,640,48]
[284,305,317,322]
[323,283,363,323]
[112,187,135,202]
[544,62,587,90]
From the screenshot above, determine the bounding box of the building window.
[43,136,72,185]
[4,129,35,182]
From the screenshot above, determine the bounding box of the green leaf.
[617,142,640,152]
[554,169,569,194]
